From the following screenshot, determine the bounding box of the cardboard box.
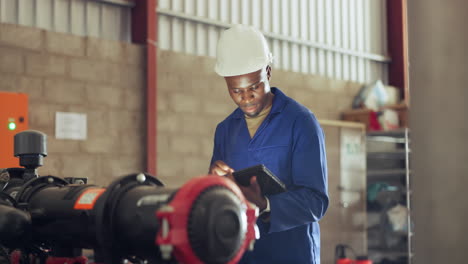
[341,104,408,131]
[384,103,408,128]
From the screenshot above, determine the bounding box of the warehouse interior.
[0,0,467,263]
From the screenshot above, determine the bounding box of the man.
[209,25,329,264]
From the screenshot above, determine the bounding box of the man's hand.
[209,161,267,211]
[237,176,267,211]
[209,160,234,176]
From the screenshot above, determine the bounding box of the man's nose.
[241,90,254,102]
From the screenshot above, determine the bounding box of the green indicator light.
[8,122,16,131]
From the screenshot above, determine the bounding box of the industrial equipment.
[0,130,258,264]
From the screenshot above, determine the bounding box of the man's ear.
[266,65,272,81]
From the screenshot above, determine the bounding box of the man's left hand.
[234,176,267,211]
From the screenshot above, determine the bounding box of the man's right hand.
[209,160,234,177]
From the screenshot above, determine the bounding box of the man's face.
[224,67,273,118]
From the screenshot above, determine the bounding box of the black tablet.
[232,164,286,196]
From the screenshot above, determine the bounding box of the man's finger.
[219,163,233,172]
[213,167,227,176]
[250,176,262,194]
[226,173,235,181]
[213,161,234,174]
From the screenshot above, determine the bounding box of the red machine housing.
[157,176,258,264]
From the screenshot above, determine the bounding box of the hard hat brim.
[214,54,272,77]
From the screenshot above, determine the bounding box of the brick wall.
[0,23,146,186]
[156,49,363,186]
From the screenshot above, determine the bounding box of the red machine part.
[337,258,373,264]
[156,176,258,264]
[337,258,353,264]
[10,250,20,264]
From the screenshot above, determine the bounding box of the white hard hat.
[215,24,273,77]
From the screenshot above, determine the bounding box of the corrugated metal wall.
[158,0,390,84]
[0,0,132,42]
[0,0,390,83]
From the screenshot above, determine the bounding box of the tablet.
[232,164,286,196]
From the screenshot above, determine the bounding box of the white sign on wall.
[55,112,87,140]
[340,127,366,207]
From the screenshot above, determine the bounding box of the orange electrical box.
[0,92,28,168]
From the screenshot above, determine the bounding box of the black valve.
[14,130,47,181]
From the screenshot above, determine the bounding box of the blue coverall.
[210,87,329,264]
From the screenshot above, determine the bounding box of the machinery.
[0,130,258,264]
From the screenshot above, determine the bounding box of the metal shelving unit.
[366,129,412,264]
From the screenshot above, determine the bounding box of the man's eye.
[233,89,240,93]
